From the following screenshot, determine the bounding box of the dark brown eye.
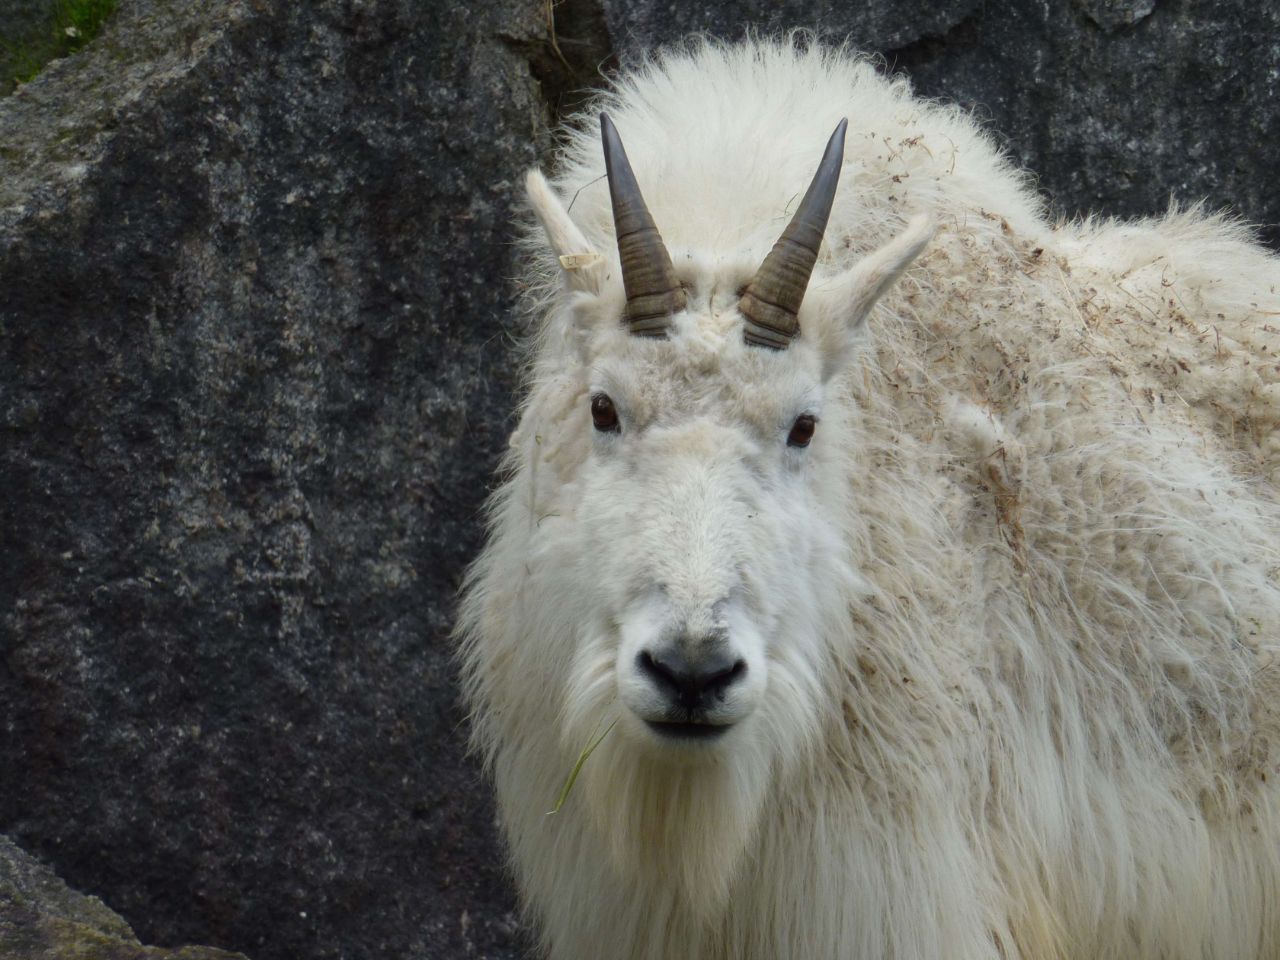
[591,393,620,433]
[787,414,816,448]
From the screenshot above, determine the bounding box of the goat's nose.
[637,646,747,711]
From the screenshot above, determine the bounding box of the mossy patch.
[1,0,119,96]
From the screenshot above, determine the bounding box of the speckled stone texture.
[2,0,536,958]
[0,835,250,958]
[1,1,1277,959]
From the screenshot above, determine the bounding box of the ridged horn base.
[739,291,800,349]
[626,289,688,336]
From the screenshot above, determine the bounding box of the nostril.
[637,650,682,695]
[637,650,747,708]
[704,659,747,697]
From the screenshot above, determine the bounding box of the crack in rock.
[1075,0,1158,32]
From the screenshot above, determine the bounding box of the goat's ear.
[526,169,605,294]
[810,214,934,379]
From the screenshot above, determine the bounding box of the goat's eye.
[591,393,620,433]
[787,414,816,448]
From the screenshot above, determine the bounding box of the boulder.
[0,834,248,959]
[2,0,537,957]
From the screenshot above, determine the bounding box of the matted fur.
[457,37,1280,960]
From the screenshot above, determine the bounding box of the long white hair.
[458,36,1280,960]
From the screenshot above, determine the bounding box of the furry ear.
[811,214,934,378]
[526,169,606,294]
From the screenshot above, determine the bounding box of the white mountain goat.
[457,38,1280,960]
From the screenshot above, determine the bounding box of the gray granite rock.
[1,0,538,958]
[2,2,1277,960]
[1074,0,1158,33]
[892,0,1280,248]
[0,835,248,958]
[600,0,980,56]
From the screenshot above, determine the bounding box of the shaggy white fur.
[457,37,1280,960]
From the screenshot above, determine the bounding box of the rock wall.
[2,1,536,957]
[1,2,1276,959]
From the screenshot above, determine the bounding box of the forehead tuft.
[672,310,732,373]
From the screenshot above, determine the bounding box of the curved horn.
[740,118,848,349]
[601,113,686,336]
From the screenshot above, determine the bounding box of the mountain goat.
[457,38,1280,960]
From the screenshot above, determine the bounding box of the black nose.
[637,647,747,711]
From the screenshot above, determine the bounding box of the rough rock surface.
[2,0,537,958]
[1,1,1277,960]
[0,835,248,958]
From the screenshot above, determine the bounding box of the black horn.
[601,113,687,336]
[740,119,848,348]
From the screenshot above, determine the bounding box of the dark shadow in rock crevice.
[501,0,617,132]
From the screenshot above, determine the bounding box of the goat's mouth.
[644,718,733,740]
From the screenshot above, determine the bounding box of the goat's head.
[525,114,933,764]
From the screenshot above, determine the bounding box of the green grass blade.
[546,718,617,816]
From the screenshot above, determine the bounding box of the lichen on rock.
[0,835,249,958]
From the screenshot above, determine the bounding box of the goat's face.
[569,302,832,753]
[525,116,932,768]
